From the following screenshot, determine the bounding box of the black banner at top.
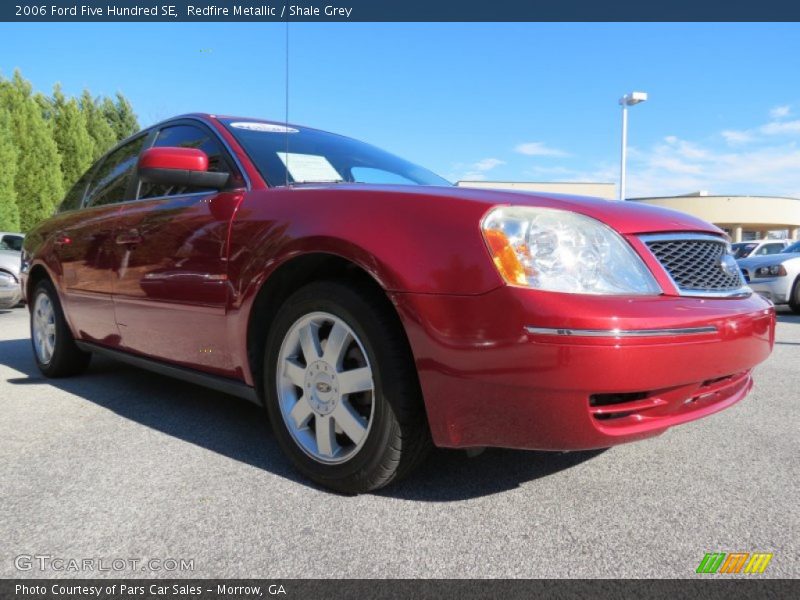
[3,0,800,22]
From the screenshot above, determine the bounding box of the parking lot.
[0,304,797,579]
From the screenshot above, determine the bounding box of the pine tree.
[52,84,94,190]
[0,107,20,232]
[80,89,116,160]
[1,71,64,232]
[101,93,139,141]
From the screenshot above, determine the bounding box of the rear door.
[112,120,247,377]
[56,135,146,345]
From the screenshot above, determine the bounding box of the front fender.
[227,187,504,300]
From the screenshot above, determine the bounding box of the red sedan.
[21,114,775,493]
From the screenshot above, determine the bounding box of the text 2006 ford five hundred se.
[21,114,775,493]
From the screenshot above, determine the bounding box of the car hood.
[738,252,800,268]
[303,184,723,236]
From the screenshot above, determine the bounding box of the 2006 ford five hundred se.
[22,114,775,493]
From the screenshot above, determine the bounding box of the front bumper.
[393,287,775,450]
[746,277,793,305]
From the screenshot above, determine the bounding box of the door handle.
[115,230,143,246]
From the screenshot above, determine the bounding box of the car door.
[56,135,146,345]
[112,121,247,377]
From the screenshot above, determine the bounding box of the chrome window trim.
[639,232,752,298]
[524,325,719,338]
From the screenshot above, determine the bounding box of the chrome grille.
[642,235,746,295]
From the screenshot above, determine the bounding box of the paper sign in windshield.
[230,122,299,133]
[278,152,343,183]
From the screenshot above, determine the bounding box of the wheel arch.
[25,263,54,307]
[245,252,421,404]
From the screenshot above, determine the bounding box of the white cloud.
[721,129,753,145]
[625,136,800,198]
[760,119,800,135]
[515,142,568,157]
[451,157,505,181]
[770,105,791,119]
[471,158,505,172]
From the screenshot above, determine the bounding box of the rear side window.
[760,243,786,255]
[85,136,146,208]
[138,124,242,199]
[59,168,94,213]
[1,235,23,251]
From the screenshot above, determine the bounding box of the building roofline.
[630,194,800,202]
[457,180,615,185]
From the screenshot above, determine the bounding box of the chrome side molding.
[524,325,718,338]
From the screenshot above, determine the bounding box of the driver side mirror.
[138,147,229,189]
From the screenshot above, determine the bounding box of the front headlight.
[754,264,787,278]
[481,206,661,295]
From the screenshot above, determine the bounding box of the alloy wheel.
[275,311,375,464]
[32,292,56,365]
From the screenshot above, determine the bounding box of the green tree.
[79,89,116,160]
[102,92,139,141]
[52,84,94,190]
[0,107,20,232]
[1,71,64,232]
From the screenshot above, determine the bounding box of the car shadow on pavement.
[0,337,603,501]
[775,306,799,324]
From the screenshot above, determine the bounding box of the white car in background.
[0,232,24,308]
[738,240,800,312]
[731,239,790,259]
[0,247,22,309]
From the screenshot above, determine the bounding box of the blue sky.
[3,22,800,197]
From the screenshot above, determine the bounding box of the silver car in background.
[738,239,800,312]
[731,239,789,259]
[0,247,22,308]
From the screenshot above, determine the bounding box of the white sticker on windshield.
[277,152,343,183]
[230,122,299,133]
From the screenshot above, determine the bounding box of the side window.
[138,124,241,199]
[755,243,781,255]
[1,235,23,251]
[85,136,146,208]
[59,167,95,213]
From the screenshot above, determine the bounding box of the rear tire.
[790,277,800,314]
[264,280,431,493]
[30,279,91,377]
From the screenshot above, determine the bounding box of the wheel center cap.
[305,360,339,415]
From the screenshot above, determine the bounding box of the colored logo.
[696,552,773,574]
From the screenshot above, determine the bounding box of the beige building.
[629,192,800,241]
[457,182,800,242]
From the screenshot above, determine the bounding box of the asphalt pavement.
[0,304,797,578]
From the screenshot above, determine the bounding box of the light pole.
[618,91,648,201]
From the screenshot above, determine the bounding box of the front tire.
[30,279,91,377]
[264,281,430,493]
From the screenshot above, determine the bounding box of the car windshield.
[220,119,451,188]
[782,240,800,253]
[731,242,757,258]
